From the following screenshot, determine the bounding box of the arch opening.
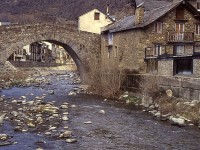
[6,39,88,81]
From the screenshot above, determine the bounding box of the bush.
[87,68,125,98]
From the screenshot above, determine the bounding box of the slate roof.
[104,1,197,33]
[136,0,172,11]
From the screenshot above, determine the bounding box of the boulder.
[0,134,8,140]
[99,110,105,114]
[68,91,76,96]
[62,116,69,121]
[166,89,173,97]
[66,139,77,143]
[170,117,186,127]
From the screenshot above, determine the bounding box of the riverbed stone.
[21,96,26,99]
[11,111,18,117]
[62,115,69,121]
[71,105,76,108]
[48,90,54,95]
[66,139,77,143]
[99,110,106,114]
[154,111,161,118]
[166,89,173,97]
[84,121,92,124]
[11,100,17,103]
[59,131,72,138]
[27,122,36,128]
[63,112,69,115]
[36,117,43,124]
[170,117,186,127]
[0,134,8,140]
[60,105,68,109]
[68,91,76,96]
[45,132,51,135]
[49,127,57,131]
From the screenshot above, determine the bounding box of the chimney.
[135,3,144,25]
[106,4,110,16]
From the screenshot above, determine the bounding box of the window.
[176,6,184,20]
[154,22,163,33]
[197,2,200,11]
[175,45,185,55]
[176,23,184,33]
[94,12,100,20]
[175,23,185,41]
[195,24,200,35]
[174,59,193,75]
[107,47,112,59]
[154,45,162,56]
[114,46,118,57]
[108,33,113,45]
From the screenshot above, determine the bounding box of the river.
[0,71,200,150]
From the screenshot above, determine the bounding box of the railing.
[167,32,194,43]
[145,45,173,58]
[145,44,197,58]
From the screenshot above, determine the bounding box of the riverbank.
[1,66,200,130]
[120,90,200,129]
[0,71,200,150]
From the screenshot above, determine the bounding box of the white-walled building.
[78,9,114,34]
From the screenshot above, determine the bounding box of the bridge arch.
[0,24,100,80]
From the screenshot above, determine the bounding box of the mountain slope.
[0,0,136,23]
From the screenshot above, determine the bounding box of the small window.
[108,33,113,45]
[197,2,200,11]
[174,59,192,75]
[114,46,118,57]
[154,45,162,56]
[94,12,100,20]
[175,45,185,55]
[154,22,163,33]
[195,24,200,35]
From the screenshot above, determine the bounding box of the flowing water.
[0,72,200,150]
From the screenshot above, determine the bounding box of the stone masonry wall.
[123,74,200,101]
[0,23,101,78]
[193,59,200,77]
[101,29,146,72]
[158,59,173,76]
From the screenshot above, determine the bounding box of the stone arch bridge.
[0,23,100,79]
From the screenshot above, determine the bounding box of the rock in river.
[99,110,106,114]
[66,138,77,143]
[62,115,69,121]
[59,131,72,138]
[0,134,8,140]
[84,121,92,124]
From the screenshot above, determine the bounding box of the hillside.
[0,0,136,24]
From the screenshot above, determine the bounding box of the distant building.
[8,41,75,65]
[78,9,114,34]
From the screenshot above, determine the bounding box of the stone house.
[101,0,200,77]
[78,9,114,34]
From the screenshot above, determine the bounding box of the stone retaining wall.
[10,61,63,68]
[123,74,200,101]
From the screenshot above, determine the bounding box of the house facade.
[78,9,114,34]
[101,0,200,77]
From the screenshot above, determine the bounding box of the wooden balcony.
[145,45,172,58]
[167,32,194,43]
[144,44,200,59]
